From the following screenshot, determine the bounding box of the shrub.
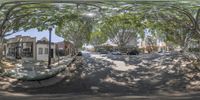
[0,71,15,77]
[189,48,200,52]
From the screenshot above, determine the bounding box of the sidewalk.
[0,55,77,90]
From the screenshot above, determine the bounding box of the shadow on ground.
[1,52,200,97]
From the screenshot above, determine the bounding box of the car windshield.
[0,0,200,100]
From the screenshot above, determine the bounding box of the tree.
[89,31,108,45]
[0,3,61,59]
[100,13,144,49]
[56,14,93,52]
[1,0,200,53]
[137,4,200,52]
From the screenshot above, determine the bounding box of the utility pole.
[48,26,52,69]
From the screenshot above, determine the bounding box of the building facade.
[6,35,36,60]
[36,37,56,61]
[56,41,75,56]
[5,36,57,61]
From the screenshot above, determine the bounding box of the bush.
[138,48,145,53]
[117,46,139,54]
[0,71,15,77]
[189,48,200,52]
[146,46,159,53]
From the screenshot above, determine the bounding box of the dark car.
[77,52,82,56]
[100,50,108,54]
[127,50,139,55]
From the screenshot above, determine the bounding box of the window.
[22,48,32,57]
[38,48,43,55]
[45,48,48,54]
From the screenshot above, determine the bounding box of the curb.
[10,55,78,89]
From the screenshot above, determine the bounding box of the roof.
[6,35,36,43]
[56,40,73,45]
[37,37,54,44]
[37,41,55,44]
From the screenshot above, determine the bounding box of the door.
[51,49,54,58]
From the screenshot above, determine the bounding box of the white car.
[111,51,122,55]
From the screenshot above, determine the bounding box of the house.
[6,35,36,60]
[5,35,57,61]
[56,41,75,56]
[36,37,56,61]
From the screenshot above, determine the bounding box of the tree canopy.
[100,12,144,47]
[0,0,200,50]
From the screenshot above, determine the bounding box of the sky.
[5,28,64,42]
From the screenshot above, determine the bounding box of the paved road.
[0,52,200,100]
[0,91,200,100]
[80,52,200,94]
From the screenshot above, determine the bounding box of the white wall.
[36,44,56,61]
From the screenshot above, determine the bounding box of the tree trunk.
[0,38,4,73]
[0,38,4,60]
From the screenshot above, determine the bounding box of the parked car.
[127,50,139,55]
[100,50,108,54]
[77,52,82,56]
[111,51,122,55]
